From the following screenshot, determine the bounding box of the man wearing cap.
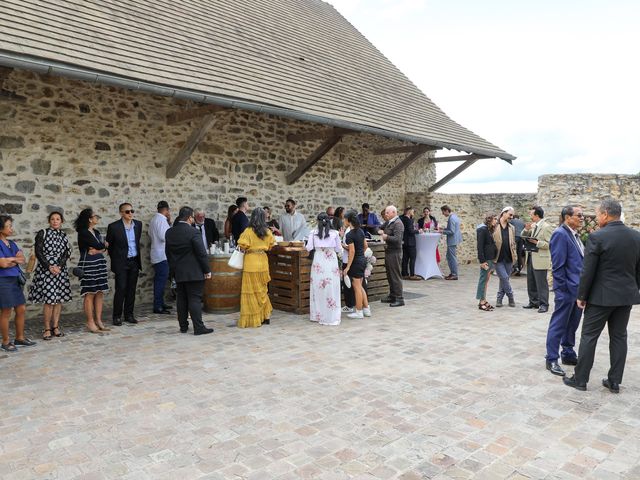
[521,206,555,313]
[149,201,172,314]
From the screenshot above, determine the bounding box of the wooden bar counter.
[267,242,388,315]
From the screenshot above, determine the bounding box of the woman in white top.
[306,213,343,325]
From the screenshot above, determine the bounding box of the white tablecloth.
[415,233,443,279]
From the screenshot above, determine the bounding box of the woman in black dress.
[476,213,498,311]
[74,208,110,333]
[343,210,370,319]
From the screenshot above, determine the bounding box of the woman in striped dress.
[74,208,110,333]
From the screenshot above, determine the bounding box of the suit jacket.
[521,218,554,270]
[165,222,211,283]
[578,220,640,306]
[194,218,220,248]
[382,217,404,251]
[492,223,517,263]
[550,224,584,298]
[399,215,416,247]
[106,219,142,272]
[442,213,462,246]
[476,225,497,264]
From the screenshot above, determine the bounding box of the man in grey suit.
[440,205,462,280]
[378,205,405,307]
[564,199,640,393]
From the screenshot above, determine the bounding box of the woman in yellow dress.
[237,207,275,328]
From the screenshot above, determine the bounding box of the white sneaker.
[362,307,371,317]
[347,310,364,319]
[341,306,354,313]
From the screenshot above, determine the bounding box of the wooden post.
[370,146,438,191]
[285,134,343,185]
[428,158,479,192]
[166,114,218,178]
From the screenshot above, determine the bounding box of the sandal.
[478,302,494,312]
[52,326,65,337]
[43,329,52,340]
[1,342,17,352]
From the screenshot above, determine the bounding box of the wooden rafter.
[286,127,352,143]
[166,114,218,178]
[428,158,479,192]
[369,145,439,191]
[430,153,490,163]
[286,134,343,185]
[166,104,225,126]
[373,144,437,155]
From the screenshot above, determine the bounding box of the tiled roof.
[0,0,514,160]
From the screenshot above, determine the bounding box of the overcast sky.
[327,0,640,193]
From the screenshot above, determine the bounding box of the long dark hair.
[344,209,361,229]
[227,204,238,220]
[74,208,93,232]
[315,213,332,239]
[249,207,269,239]
[331,207,344,230]
[483,213,497,233]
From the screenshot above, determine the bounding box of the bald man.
[378,205,405,307]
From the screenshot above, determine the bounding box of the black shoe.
[162,304,173,310]
[444,275,458,281]
[561,357,578,366]
[180,327,189,333]
[262,319,270,325]
[14,338,37,347]
[390,299,405,307]
[153,308,172,315]
[538,305,549,313]
[602,378,620,393]
[380,296,394,303]
[546,361,566,376]
[112,317,123,326]
[522,304,539,309]
[563,375,586,391]
[508,298,516,307]
[124,317,138,324]
[194,327,214,335]
[495,299,503,308]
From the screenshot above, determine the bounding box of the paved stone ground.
[2,266,640,480]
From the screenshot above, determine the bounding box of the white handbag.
[227,249,244,269]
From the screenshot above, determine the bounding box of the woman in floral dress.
[306,213,343,325]
[28,211,72,340]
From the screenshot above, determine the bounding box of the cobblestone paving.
[2,266,640,479]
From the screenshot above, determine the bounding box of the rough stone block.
[0,135,25,149]
[95,142,111,151]
[16,180,36,193]
[31,158,52,175]
[0,203,22,214]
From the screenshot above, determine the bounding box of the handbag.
[17,270,27,287]
[227,249,244,270]
[72,250,88,279]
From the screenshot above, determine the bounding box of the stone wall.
[0,69,436,314]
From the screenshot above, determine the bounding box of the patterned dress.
[77,228,109,296]
[28,228,72,304]
[307,230,343,325]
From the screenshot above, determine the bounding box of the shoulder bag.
[227,248,244,270]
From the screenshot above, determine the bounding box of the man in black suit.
[231,197,249,243]
[564,199,640,393]
[400,207,418,280]
[106,202,142,326]
[165,206,213,335]
[378,205,405,307]
[193,208,220,250]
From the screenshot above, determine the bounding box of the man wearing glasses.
[544,206,584,377]
[106,203,142,326]
[521,206,554,313]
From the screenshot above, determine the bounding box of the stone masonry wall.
[0,69,436,314]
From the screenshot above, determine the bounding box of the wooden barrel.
[204,254,242,314]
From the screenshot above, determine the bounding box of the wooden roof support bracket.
[166,104,225,126]
[286,133,344,185]
[372,144,436,155]
[166,114,218,178]
[370,145,439,191]
[429,153,490,163]
[287,127,353,143]
[428,156,483,192]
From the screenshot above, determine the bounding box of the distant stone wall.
[0,69,435,314]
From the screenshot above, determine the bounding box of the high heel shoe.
[96,323,111,332]
[86,326,101,334]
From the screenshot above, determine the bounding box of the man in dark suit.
[564,199,640,393]
[400,207,418,280]
[378,205,405,307]
[106,202,142,325]
[544,205,585,377]
[231,197,249,243]
[193,208,220,250]
[165,206,213,335]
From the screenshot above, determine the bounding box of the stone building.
[0,1,513,312]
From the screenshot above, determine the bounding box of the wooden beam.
[166,114,218,178]
[286,134,343,184]
[370,149,430,191]
[428,159,479,192]
[373,145,439,155]
[287,127,352,143]
[430,153,490,163]
[166,105,225,126]
[0,89,26,103]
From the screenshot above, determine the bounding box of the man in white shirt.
[279,198,308,241]
[149,200,172,314]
